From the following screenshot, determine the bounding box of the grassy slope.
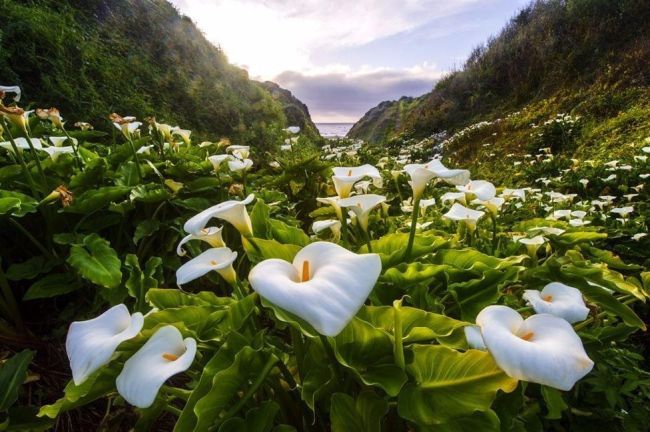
[349,0,650,176]
[0,0,317,147]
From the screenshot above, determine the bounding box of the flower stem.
[61,127,83,170]
[125,136,143,182]
[1,118,38,196]
[393,301,405,370]
[404,197,421,261]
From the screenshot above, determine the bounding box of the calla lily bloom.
[176,247,238,285]
[173,129,191,146]
[476,305,593,390]
[66,304,144,385]
[36,107,64,128]
[226,145,250,159]
[331,164,382,198]
[518,235,546,257]
[0,137,43,152]
[208,154,233,171]
[338,194,386,232]
[41,146,75,161]
[0,105,28,131]
[228,158,253,173]
[500,188,526,201]
[317,196,343,220]
[456,180,496,201]
[523,283,589,323]
[177,226,225,256]
[419,198,437,216]
[404,159,470,201]
[248,241,382,336]
[110,113,141,138]
[48,136,78,147]
[184,194,255,237]
[464,325,487,350]
[312,219,342,242]
[285,126,300,134]
[440,192,466,205]
[116,325,197,408]
[442,203,485,232]
[472,197,505,216]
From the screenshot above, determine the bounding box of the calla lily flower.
[472,197,505,216]
[285,126,300,134]
[442,203,485,232]
[177,226,225,256]
[0,105,28,131]
[116,325,197,408]
[419,198,437,216]
[228,158,253,173]
[136,145,154,154]
[248,241,382,336]
[312,219,342,242]
[523,283,589,323]
[66,304,144,385]
[48,136,78,147]
[0,137,43,152]
[331,164,382,198]
[110,113,141,138]
[226,145,250,159]
[404,159,470,201]
[184,194,255,237]
[456,180,496,201]
[208,154,233,171]
[476,305,593,390]
[338,194,386,232]
[317,196,343,220]
[41,146,75,161]
[173,129,191,146]
[176,247,238,285]
[440,192,466,205]
[518,235,546,257]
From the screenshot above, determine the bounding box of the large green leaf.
[397,345,518,426]
[217,401,280,432]
[330,392,388,432]
[381,262,450,287]
[146,288,233,309]
[360,233,449,267]
[242,237,301,263]
[0,350,34,412]
[67,234,122,289]
[0,190,38,217]
[269,219,310,246]
[23,273,81,300]
[64,186,130,213]
[124,254,163,312]
[250,199,271,238]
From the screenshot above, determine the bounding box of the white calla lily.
[116,325,196,408]
[285,126,300,134]
[48,136,78,147]
[228,158,253,173]
[518,235,547,257]
[338,194,386,232]
[331,164,382,198]
[317,196,343,220]
[419,198,437,216]
[404,159,470,201]
[66,304,143,385]
[184,194,255,237]
[500,188,526,201]
[440,192,466,205]
[464,325,486,350]
[172,128,192,146]
[207,154,233,171]
[472,197,505,216]
[442,203,485,232]
[0,85,21,101]
[176,247,238,285]
[0,137,43,152]
[176,226,225,256]
[312,219,342,242]
[248,242,382,336]
[476,305,593,390]
[41,145,75,161]
[523,282,589,323]
[226,145,250,159]
[456,180,496,201]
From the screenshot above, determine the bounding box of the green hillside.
[348,0,650,175]
[0,0,316,148]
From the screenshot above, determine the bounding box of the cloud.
[273,65,444,122]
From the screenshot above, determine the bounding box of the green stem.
[22,129,48,194]
[126,136,143,182]
[393,302,405,371]
[490,215,498,255]
[1,118,38,196]
[163,385,191,401]
[319,335,342,385]
[404,197,421,261]
[364,228,373,252]
[290,327,305,383]
[340,211,349,243]
[61,127,83,170]
[163,405,183,417]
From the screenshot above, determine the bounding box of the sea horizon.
[315,122,354,138]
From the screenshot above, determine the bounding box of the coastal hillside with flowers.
[1,0,650,431]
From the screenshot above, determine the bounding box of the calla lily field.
[1,85,649,432]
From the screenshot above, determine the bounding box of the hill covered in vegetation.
[348,0,650,171]
[0,0,316,147]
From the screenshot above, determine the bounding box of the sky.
[169,0,531,123]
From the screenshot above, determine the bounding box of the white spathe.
[331,164,382,198]
[0,137,43,152]
[476,305,593,390]
[338,194,386,232]
[248,242,382,336]
[176,226,225,256]
[523,282,589,323]
[442,203,485,231]
[41,146,75,161]
[176,247,238,285]
[464,325,486,350]
[208,154,233,170]
[404,159,470,201]
[116,325,196,408]
[228,158,253,172]
[0,85,21,101]
[312,219,342,242]
[456,180,496,201]
[183,194,255,237]
[66,304,144,385]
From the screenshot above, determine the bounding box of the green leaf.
[551,231,607,247]
[430,410,501,432]
[6,256,56,281]
[130,184,171,203]
[381,262,449,287]
[0,350,34,412]
[218,401,280,432]
[250,199,271,238]
[0,190,38,217]
[540,386,567,419]
[330,392,388,432]
[397,345,518,426]
[242,237,302,263]
[69,158,106,189]
[133,220,161,245]
[64,186,130,214]
[269,219,310,246]
[432,248,526,270]
[23,273,81,300]
[330,318,407,396]
[360,233,449,267]
[124,254,163,310]
[67,234,122,289]
[146,288,233,309]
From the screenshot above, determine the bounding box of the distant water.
[316,123,354,139]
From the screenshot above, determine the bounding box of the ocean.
[315,123,354,139]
